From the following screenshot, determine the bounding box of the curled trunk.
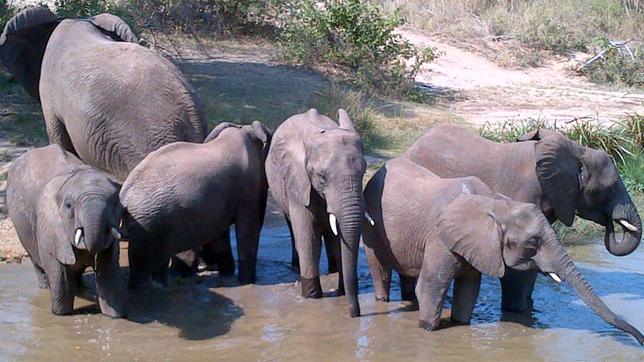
[605,201,641,256]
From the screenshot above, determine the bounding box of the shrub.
[579,38,643,88]
[0,0,16,29]
[280,0,436,96]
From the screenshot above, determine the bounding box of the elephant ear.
[36,178,76,265]
[204,122,242,142]
[517,129,581,226]
[270,135,311,206]
[0,7,60,101]
[251,121,272,158]
[88,13,138,43]
[438,194,505,277]
[337,109,356,132]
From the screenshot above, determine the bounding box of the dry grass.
[377,0,644,69]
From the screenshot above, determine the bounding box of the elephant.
[121,121,271,288]
[0,7,207,181]
[265,108,366,318]
[362,158,643,344]
[6,145,126,317]
[403,125,642,312]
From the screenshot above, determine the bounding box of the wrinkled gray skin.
[404,125,642,312]
[0,7,206,181]
[265,108,366,318]
[6,145,125,317]
[121,122,271,288]
[363,158,643,344]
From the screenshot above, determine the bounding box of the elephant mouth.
[604,219,640,252]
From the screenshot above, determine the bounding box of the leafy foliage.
[579,38,643,88]
[279,0,436,96]
[0,0,16,30]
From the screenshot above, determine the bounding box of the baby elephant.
[7,145,125,317]
[121,121,271,287]
[363,158,643,344]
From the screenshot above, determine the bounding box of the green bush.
[579,38,643,88]
[280,0,436,96]
[0,0,16,30]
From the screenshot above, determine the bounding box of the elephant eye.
[65,202,72,209]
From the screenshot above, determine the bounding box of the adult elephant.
[404,125,642,311]
[0,7,206,181]
[362,158,643,345]
[265,108,366,318]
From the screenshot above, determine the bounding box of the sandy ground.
[403,30,644,125]
[1,33,643,261]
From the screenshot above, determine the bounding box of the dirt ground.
[403,30,644,125]
[1,32,643,261]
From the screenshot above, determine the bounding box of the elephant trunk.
[537,232,643,345]
[78,199,116,255]
[333,176,363,317]
[604,200,641,256]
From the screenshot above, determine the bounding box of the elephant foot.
[375,294,390,302]
[300,276,323,298]
[501,298,531,313]
[37,276,50,289]
[418,319,439,331]
[238,272,256,285]
[349,303,361,318]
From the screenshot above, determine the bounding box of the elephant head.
[0,7,137,102]
[518,129,641,256]
[39,167,123,265]
[439,194,644,344]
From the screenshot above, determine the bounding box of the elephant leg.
[45,262,77,315]
[324,237,339,274]
[235,216,261,285]
[400,274,418,303]
[500,269,537,312]
[171,249,200,278]
[96,243,126,318]
[289,204,322,298]
[417,254,457,331]
[364,246,391,302]
[204,232,235,277]
[127,242,151,289]
[33,263,49,289]
[286,216,299,272]
[152,262,169,287]
[450,272,481,325]
[45,115,77,156]
[320,220,343,295]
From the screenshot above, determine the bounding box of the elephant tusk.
[111,227,122,240]
[549,273,562,283]
[618,219,638,232]
[364,211,375,226]
[75,228,83,245]
[329,214,338,236]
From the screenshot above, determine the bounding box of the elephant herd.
[1,7,642,345]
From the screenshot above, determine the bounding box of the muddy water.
[1,225,642,361]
